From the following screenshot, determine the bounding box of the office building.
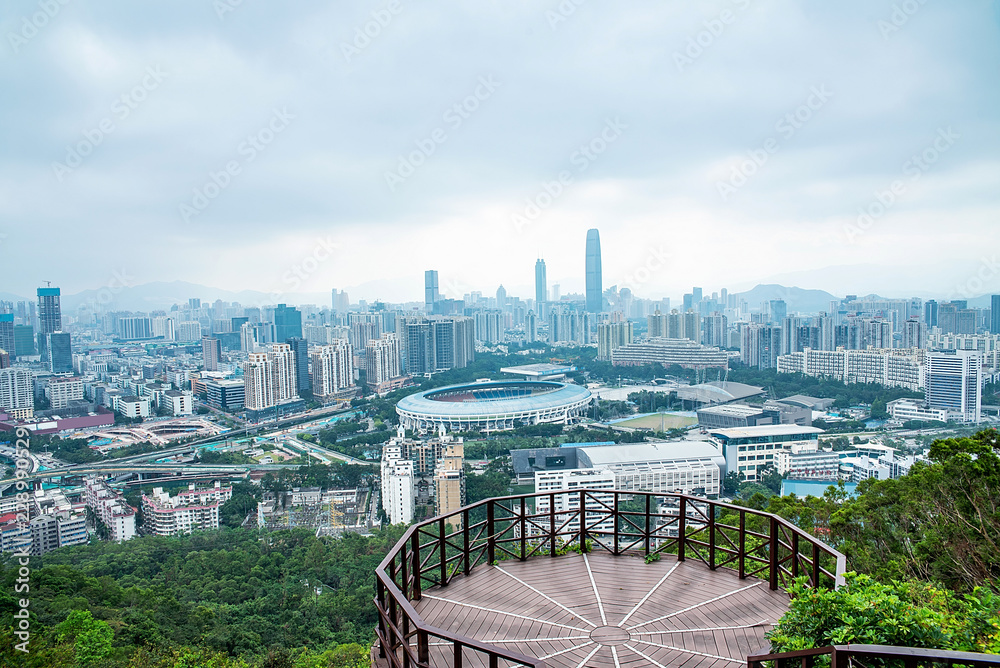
[13,325,35,358]
[924,300,938,327]
[311,340,355,402]
[205,378,245,411]
[202,336,222,372]
[0,368,34,420]
[37,286,61,354]
[585,229,603,313]
[47,332,73,374]
[709,424,824,482]
[425,270,440,313]
[535,258,547,318]
[924,350,982,423]
[142,482,233,536]
[273,304,303,342]
[769,300,787,324]
[366,333,402,392]
[285,336,311,395]
[0,315,13,361]
[579,442,724,496]
[596,321,633,360]
[162,390,194,416]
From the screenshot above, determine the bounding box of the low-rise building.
[708,425,824,482]
[142,482,232,536]
[84,477,136,542]
[162,390,194,416]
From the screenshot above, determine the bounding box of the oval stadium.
[395,380,593,433]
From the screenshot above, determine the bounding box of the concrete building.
[142,482,232,536]
[708,425,824,482]
[311,340,355,402]
[244,343,298,412]
[84,477,136,542]
[115,395,151,418]
[162,390,193,416]
[0,367,34,420]
[577,442,724,497]
[46,376,84,409]
[381,444,414,525]
[433,440,465,523]
[777,347,923,391]
[697,404,779,429]
[535,468,616,536]
[611,338,729,369]
[205,379,245,411]
[366,333,402,393]
[597,321,633,361]
[585,228,603,313]
[924,350,982,422]
[202,336,222,372]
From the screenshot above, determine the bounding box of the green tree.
[56,610,114,667]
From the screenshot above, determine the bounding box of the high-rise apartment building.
[0,315,13,361]
[243,343,298,411]
[202,336,222,372]
[585,229,602,313]
[597,321,633,360]
[381,444,414,525]
[366,334,402,392]
[0,367,34,420]
[349,313,383,350]
[741,324,782,369]
[992,295,1000,334]
[311,340,354,402]
[434,440,465,525]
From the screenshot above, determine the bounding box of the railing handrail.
[375,489,847,668]
[748,644,1000,667]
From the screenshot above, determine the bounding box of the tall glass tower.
[534,259,547,308]
[585,229,602,313]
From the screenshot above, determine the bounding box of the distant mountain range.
[733,284,839,315]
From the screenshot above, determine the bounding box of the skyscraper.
[925,350,982,423]
[585,229,602,313]
[47,332,72,374]
[273,304,302,341]
[285,336,311,395]
[425,270,440,313]
[37,286,61,355]
[535,259,547,314]
[0,315,13,361]
[992,295,1000,334]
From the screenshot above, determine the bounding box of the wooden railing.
[747,644,1000,668]
[374,489,847,668]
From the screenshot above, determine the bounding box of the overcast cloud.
[1,0,999,304]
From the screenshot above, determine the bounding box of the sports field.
[614,412,697,430]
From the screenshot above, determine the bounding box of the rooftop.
[675,381,765,405]
[579,440,725,467]
[709,425,825,439]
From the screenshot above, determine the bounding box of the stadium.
[395,380,593,433]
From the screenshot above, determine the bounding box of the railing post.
[739,509,746,579]
[454,641,464,668]
[708,501,716,570]
[769,516,779,590]
[613,491,620,555]
[678,496,686,561]
[417,629,429,666]
[377,579,387,658]
[463,509,471,576]
[644,493,651,556]
[519,497,526,561]
[402,613,411,668]
[487,500,495,565]
[549,492,556,557]
[791,531,799,579]
[812,542,820,589]
[579,489,587,551]
[440,517,448,585]
[400,543,409,599]
[411,531,422,600]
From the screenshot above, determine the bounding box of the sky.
[1,0,999,305]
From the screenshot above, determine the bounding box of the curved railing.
[747,644,1000,668]
[374,489,847,668]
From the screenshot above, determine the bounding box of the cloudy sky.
[2,0,999,305]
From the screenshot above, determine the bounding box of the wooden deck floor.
[411,551,789,668]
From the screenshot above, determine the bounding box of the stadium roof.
[674,381,764,405]
[697,404,769,417]
[396,380,592,418]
